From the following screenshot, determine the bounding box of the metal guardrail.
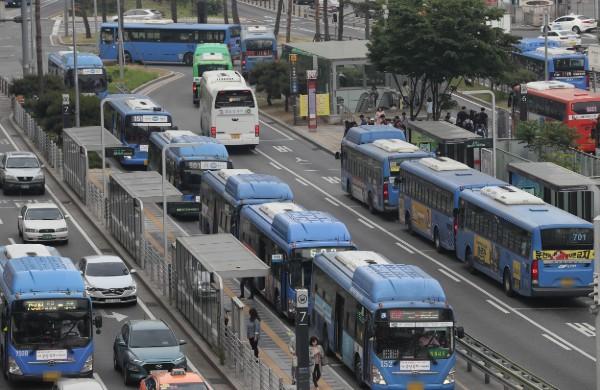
[457,333,559,390]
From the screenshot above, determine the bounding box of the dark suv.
[0,151,45,195]
[113,320,187,385]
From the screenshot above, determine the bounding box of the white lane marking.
[8,237,15,245]
[304,169,318,172]
[0,218,4,224]
[486,299,510,314]
[295,178,309,186]
[269,161,282,170]
[138,72,184,95]
[357,218,374,229]
[254,147,597,361]
[567,322,596,337]
[437,268,461,283]
[395,241,415,254]
[259,120,294,141]
[542,333,572,351]
[93,373,108,390]
[137,298,157,320]
[324,197,339,207]
[321,176,341,184]
[14,202,21,208]
[273,145,293,153]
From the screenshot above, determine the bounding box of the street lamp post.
[99,97,117,205]
[457,90,496,178]
[72,0,80,127]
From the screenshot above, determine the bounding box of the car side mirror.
[456,326,465,339]
[18,215,22,220]
[179,340,187,345]
[334,151,340,160]
[64,214,70,219]
[94,315,103,329]
[130,269,137,274]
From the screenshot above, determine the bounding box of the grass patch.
[454,79,510,110]
[106,64,166,93]
[61,32,99,46]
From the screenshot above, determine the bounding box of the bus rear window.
[198,64,229,74]
[245,39,274,56]
[572,101,600,115]
[554,58,585,71]
[215,90,255,108]
[541,228,593,250]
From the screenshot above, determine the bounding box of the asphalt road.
[148,65,597,390]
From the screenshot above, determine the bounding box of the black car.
[5,0,31,8]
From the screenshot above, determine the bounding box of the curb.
[6,113,239,390]
[132,70,177,94]
[260,109,338,156]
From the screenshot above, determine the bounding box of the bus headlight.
[8,356,22,375]
[443,367,456,384]
[371,364,386,385]
[81,355,93,373]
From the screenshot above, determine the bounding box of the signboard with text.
[307,70,317,131]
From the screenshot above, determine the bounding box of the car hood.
[23,219,67,230]
[5,167,41,177]
[130,346,183,362]
[85,274,134,289]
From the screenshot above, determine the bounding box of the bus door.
[100,27,117,60]
[334,294,345,354]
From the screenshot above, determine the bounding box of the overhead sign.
[306,70,317,80]
[466,138,493,149]
[105,146,134,158]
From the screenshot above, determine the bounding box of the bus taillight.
[383,182,389,200]
[453,218,458,236]
[255,124,260,137]
[531,260,539,285]
[210,127,216,137]
[192,83,197,93]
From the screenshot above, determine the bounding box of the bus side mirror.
[94,315,103,329]
[334,151,340,160]
[456,326,465,339]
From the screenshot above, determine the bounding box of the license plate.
[231,133,240,139]
[43,371,61,382]
[41,234,54,240]
[561,278,574,288]
[407,383,424,390]
[105,298,121,303]
[37,349,67,361]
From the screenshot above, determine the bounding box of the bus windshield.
[374,323,453,361]
[541,228,593,250]
[215,90,255,108]
[11,308,91,349]
[197,64,229,75]
[125,118,171,146]
[554,58,585,72]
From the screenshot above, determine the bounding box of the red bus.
[521,80,600,153]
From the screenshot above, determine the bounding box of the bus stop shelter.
[108,171,182,264]
[406,120,490,168]
[174,234,269,352]
[508,161,599,221]
[62,126,122,201]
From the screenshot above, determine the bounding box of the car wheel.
[573,26,581,34]
[367,192,375,214]
[184,52,193,66]
[113,354,120,371]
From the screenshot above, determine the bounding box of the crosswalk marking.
[321,176,341,184]
[273,145,293,153]
[567,322,595,337]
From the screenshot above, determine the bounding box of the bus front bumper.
[531,286,592,297]
[371,383,455,390]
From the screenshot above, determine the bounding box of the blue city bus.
[398,157,504,252]
[311,250,462,389]
[338,125,432,213]
[148,130,232,218]
[456,185,594,297]
[103,94,174,168]
[0,246,102,381]
[240,25,277,78]
[239,202,355,318]
[98,22,241,65]
[199,169,293,235]
[47,51,108,98]
[513,46,589,89]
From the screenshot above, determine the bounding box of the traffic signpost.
[307,70,317,131]
[295,288,310,390]
[62,93,71,129]
[290,54,298,125]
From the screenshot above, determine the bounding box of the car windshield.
[26,208,63,220]
[86,262,129,277]
[130,328,177,348]
[11,310,91,349]
[6,156,39,168]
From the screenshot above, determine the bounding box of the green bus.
[192,43,233,106]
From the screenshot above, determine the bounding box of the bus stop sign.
[105,146,134,158]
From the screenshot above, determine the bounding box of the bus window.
[101,28,114,44]
[215,90,255,108]
[245,39,274,56]
[554,58,585,72]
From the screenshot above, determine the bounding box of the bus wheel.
[503,268,514,297]
[433,227,442,253]
[405,212,413,234]
[354,355,363,383]
[465,248,476,274]
[123,51,132,64]
[184,52,193,66]
[367,193,375,214]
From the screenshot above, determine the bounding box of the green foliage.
[368,0,518,118]
[27,91,100,135]
[250,61,290,107]
[516,120,581,171]
[106,65,161,93]
[494,67,537,87]
[10,75,65,98]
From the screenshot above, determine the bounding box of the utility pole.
[72,0,80,127]
[314,0,320,41]
[36,0,43,92]
[93,0,98,34]
[285,0,292,42]
[64,0,69,36]
[337,0,343,41]
[21,0,30,75]
[30,0,35,73]
[116,0,125,80]
[323,0,329,41]
[544,12,549,81]
[592,217,600,390]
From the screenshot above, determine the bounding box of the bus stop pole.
[71,0,80,127]
[99,97,116,201]
[295,288,310,390]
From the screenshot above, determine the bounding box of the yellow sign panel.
[411,201,431,232]
[512,260,521,290]
[289,53,297,63]
[533,249,594,262]
[298,94,331,116]
[474,235,492,265]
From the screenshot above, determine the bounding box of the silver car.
[79,255,137,304]
[0,151,45,195]
[112,8,163,22]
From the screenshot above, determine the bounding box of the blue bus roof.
[344,125,406,145]
[354,142,432,162]
[513,38,560,52]
[315,252,447,311]
[400,159,505,192]
[0,256,84,299]
[461,187,592,231]
[242,204,353,247]
[100,22,238,30]
[226,173,293,203]
[150,132,229,161]
[107,94,172,116]
[48,51,104,69]
[518,49,587,60]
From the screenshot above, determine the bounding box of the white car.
[542,14,597,34]
[18,203,69,244]
[538,30,581,47]
[112,8,163,22]
[79,255,137,304]
[52,378,104,390]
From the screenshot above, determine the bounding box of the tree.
[286,0,293,42]
[274,0,284,37]
[232,0,240,24]
[323,0,329,41]
[222,0,229,23]
[337,0,344,40]
[368,0,517,120]
[516,120,580,171]
[314,0,320,41]
[136,0,142,8]
[35,0,42,92]
[171,0,178,22]
[79,0,92,39]
[250,62,291,111]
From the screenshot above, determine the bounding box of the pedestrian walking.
[426,97,433,120]
[375,107,385,124]
[247,308,261,358]
[343,120,352,137]
[456,106,467,127]
[444,112,452,123]
[288,331,297,385]
[359,114,367,126]
[238,277,255,299]
[369,85,379,110]
[476,107,488,132]
[309,336,325,390]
